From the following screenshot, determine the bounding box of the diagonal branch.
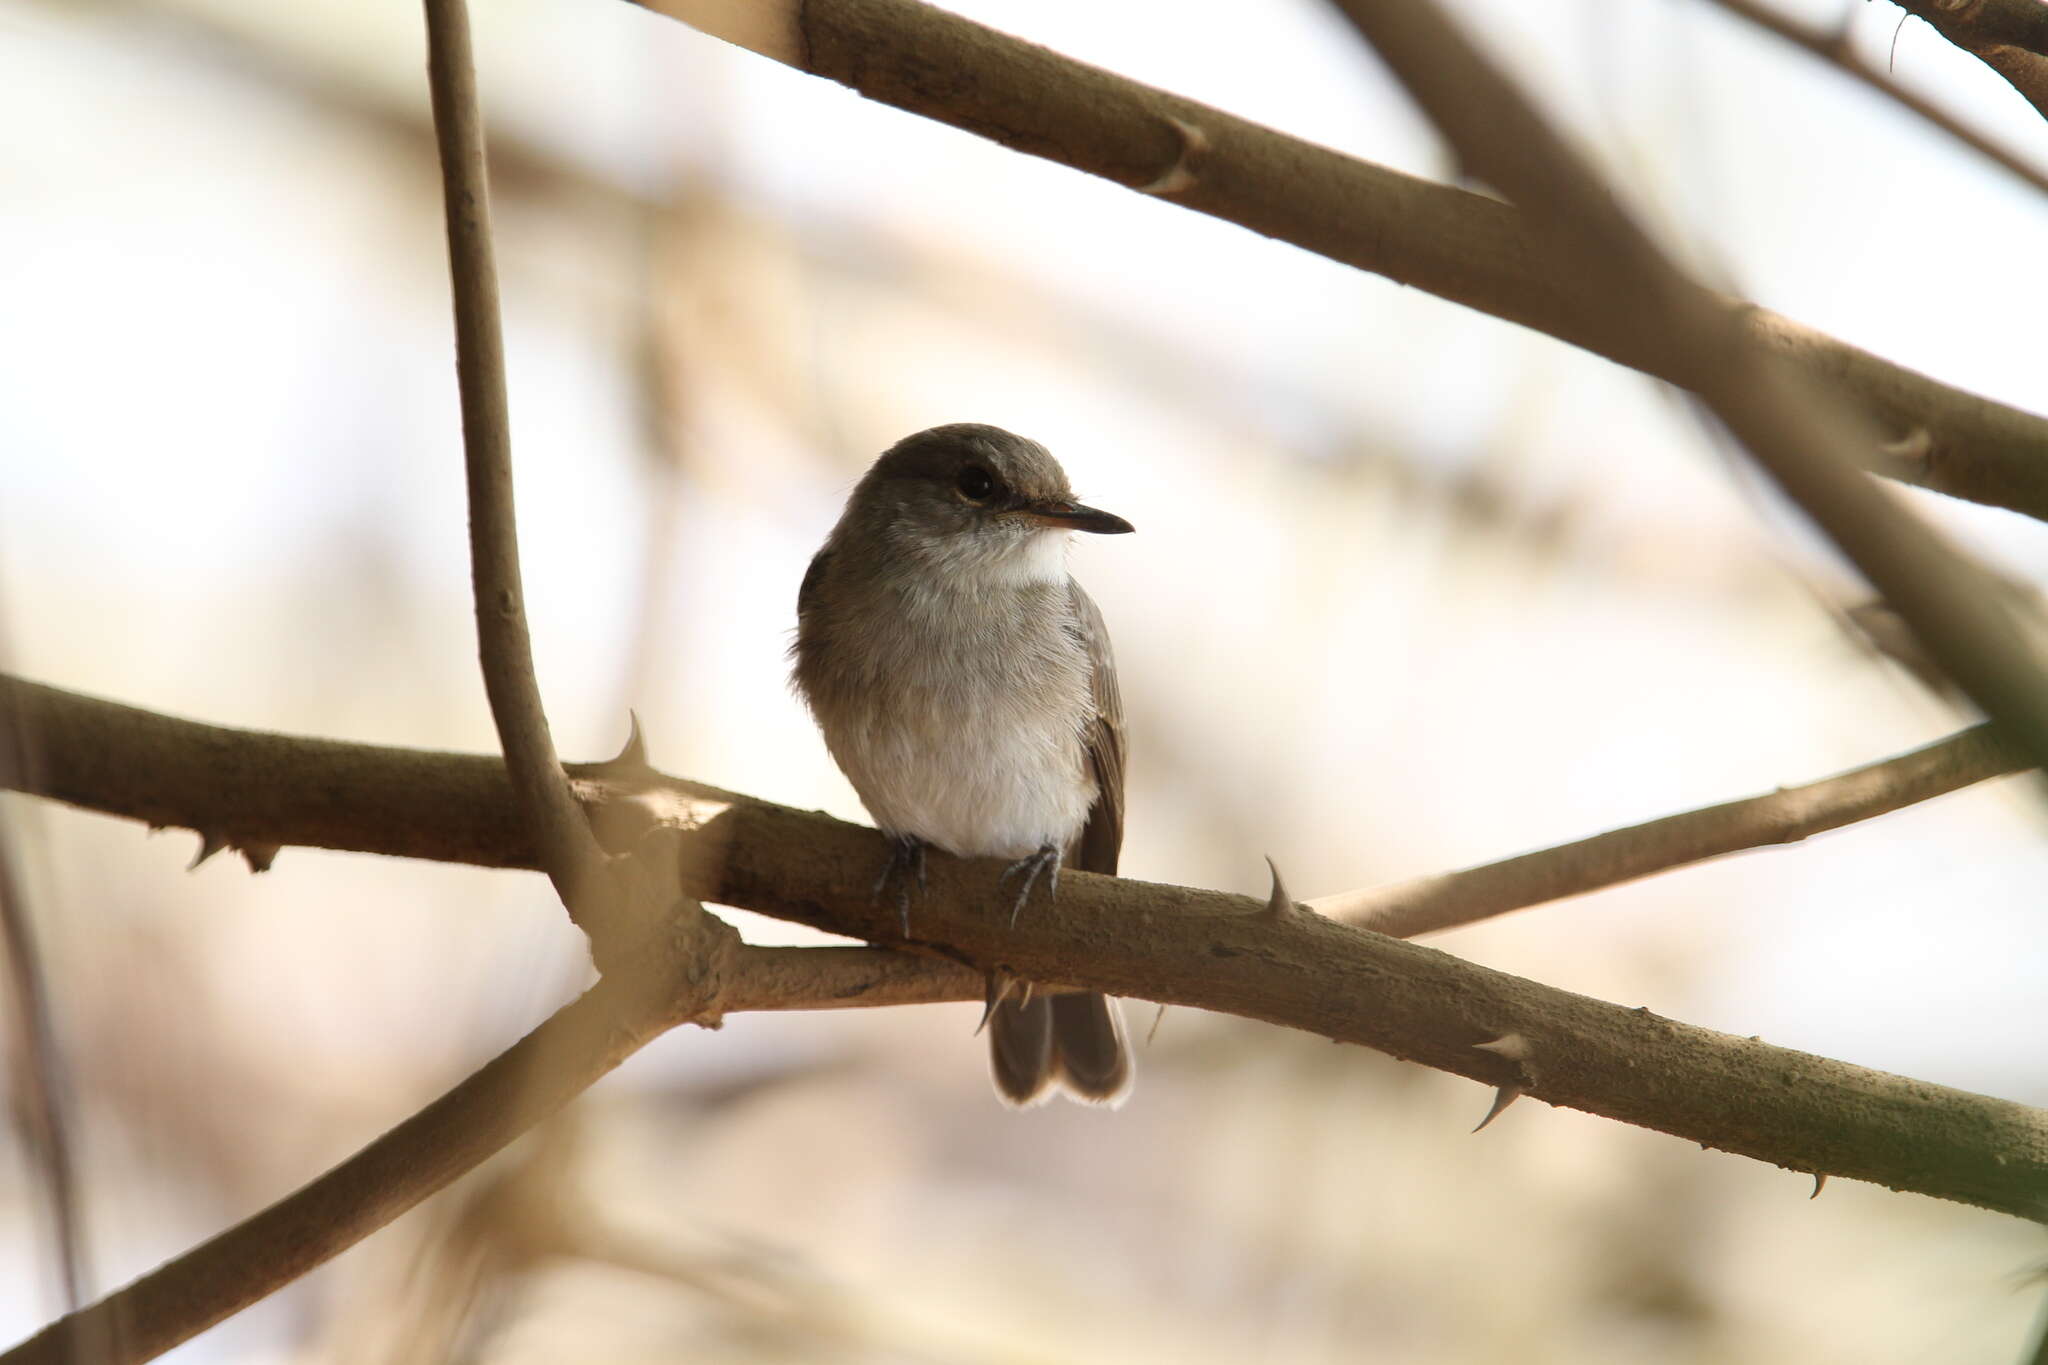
[1315,722,2028,937]
[1327,0,2048,775]
[0,958,713,1365]
[1701,0,2048,199]
[631,0,2048,523]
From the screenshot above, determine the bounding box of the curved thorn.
[610,710,650,770]
[188,832,226,871]
[1264,855,1294,917]
[1472,1084,1524,1133]
[1810,1172,1828,1200]
[977,971,1018,1035]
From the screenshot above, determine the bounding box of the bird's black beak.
[1020,499,1135,535]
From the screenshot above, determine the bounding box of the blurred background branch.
[1699,0,2048,199]
[1885,0,2048,118]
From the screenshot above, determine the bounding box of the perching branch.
[1315,722,2028,937]
[632,0,2048,523]
[4,675,2046,1223]
[424,0,628,959]
[1701,0,2048,200]
[1886,0,2048,121]
[1328,0,2048,778]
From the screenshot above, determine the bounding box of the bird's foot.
[1000,842,1062,928]
[872,834,927,938]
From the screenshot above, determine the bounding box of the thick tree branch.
[425,0,626,957]
[1889,0,2048,120]
[633,0,2048,522]
[1702,0,2048,199]
[1316,722,2028,937]
[4,675,2046,1225]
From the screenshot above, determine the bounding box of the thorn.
[1810,1173,1828,1200]
[1473,1032,1531,1062]
[606,711,651,772]
[1138,114,1210,195]
[189,832,226,871]
[1263,855,1296,917]
[1145,1003,1169,1046]
[977,971,1019,1035]
[239,841,281,874]
[1016,979,1035,1010]
[1472,1084,1523,1132]
[146,822,166,835]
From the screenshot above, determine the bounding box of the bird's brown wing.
[1067,580,1124,877]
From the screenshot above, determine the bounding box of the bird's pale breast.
[810,580,1098,860]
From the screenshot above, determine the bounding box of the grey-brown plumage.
[792,424,1133,1105]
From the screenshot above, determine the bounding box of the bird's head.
[849,424,1133,584]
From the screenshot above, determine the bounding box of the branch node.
[1879,427,1934,464]
[1137,114,1209,195]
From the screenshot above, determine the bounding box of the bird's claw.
[873,834,927,938]
[1000,842,1062,928]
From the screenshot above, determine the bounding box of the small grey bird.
[792,423,1134,1105]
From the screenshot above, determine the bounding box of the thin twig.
[1317,723,2027,937]
[642,0,2048,524]
[1327,0,2048,775]
[1702,0,2048,199]
[1884,0,2048,120]
[423,0,624,956]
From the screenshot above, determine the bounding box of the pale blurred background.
[5,0,2048,1359]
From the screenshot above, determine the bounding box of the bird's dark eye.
[957,466,997,502]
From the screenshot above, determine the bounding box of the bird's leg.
[999,841,1062,928]
[873,833,928,938]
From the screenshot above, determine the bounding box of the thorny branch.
[3,675,2045,1228]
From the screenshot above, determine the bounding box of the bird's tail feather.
[989,992,1131,1106]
